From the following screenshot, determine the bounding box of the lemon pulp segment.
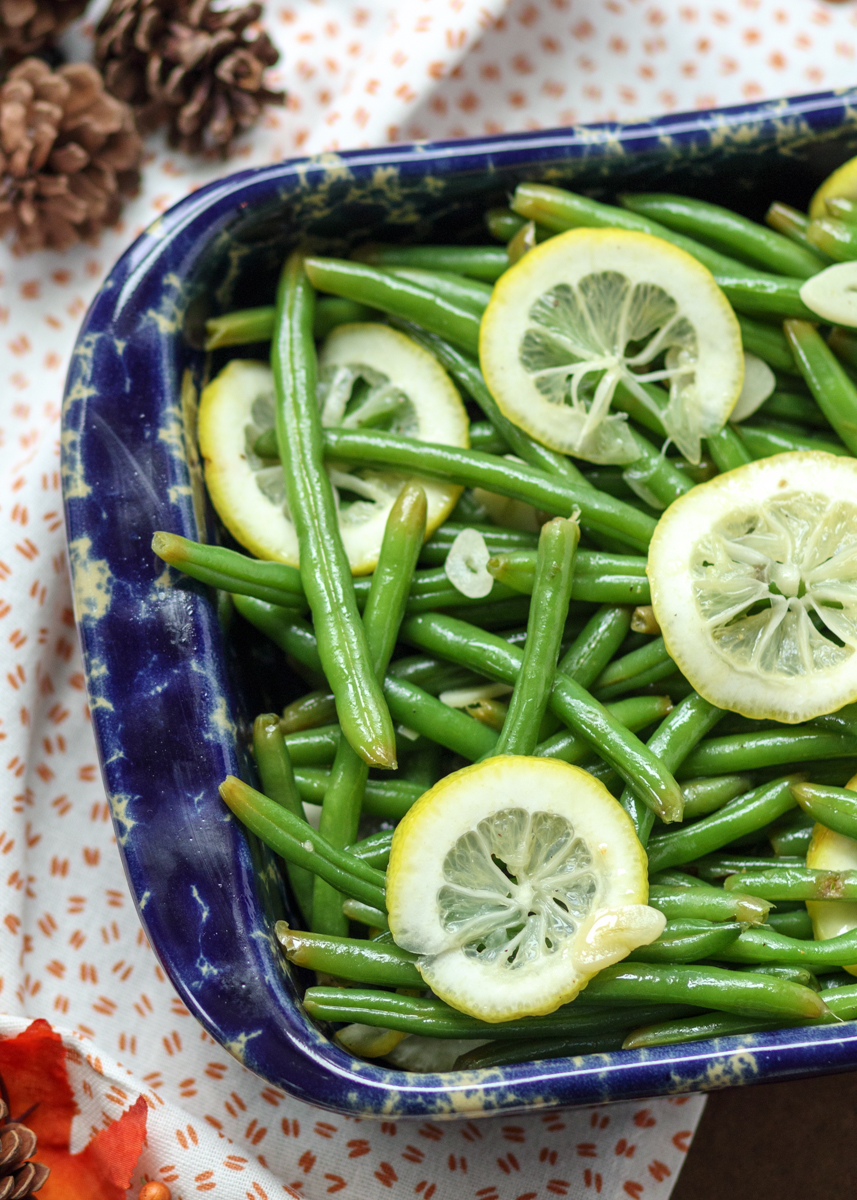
[479,227,743,466]
[648,452,857,723]
[386,756,664,1022]
[198,324,469,573]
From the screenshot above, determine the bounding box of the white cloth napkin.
[4,0,857,1194]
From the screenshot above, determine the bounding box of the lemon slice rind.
[386,755,664,1023]
[198,324,469,573]
[648,451,857,723]
[479,227,743,466]
[806,816,857,977]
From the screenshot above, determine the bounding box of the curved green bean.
[758,391,831,428]
[558,604,633,688]
[495,518,579,756]
[253,715,314,923]
[591,637,674,701]
[534,695,673,764]
[420,522,538,567]
[706,424,753,473]
[736,314,797,373]
[784,319,857,456]
[384,267,492,314]
[620,193,824,278]
[352,242,509,282]
[646,776,798,873]
[322,427,657,551]
[347,829,394,869]
[153,532,304,605]
[806,216,857,262]
[681,774,755,820]
[401,611,684,822]
[764,908,814,939]
[647,884,770,925]
[232,595,324,681]
[793,781,857,841]
[627,919,745,963]
[724,866,857,902]
[694,853,804,883]
[678,730,857,777]
[736,421,848,460]
[383,675,498,761]
[487,549,649,606]
[277,925,421,987]
[220,775,387,909]
[712,921,857,967]
[453,1031,631,1070]
[281,690,336,733]
[272,252,395,768]
[293,767,424,821]
[341,899,389,929]
[765,202,832,261]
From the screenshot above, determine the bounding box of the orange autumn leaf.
[0,1018,147,1199]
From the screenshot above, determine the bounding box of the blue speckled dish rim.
[62,86,857,1118]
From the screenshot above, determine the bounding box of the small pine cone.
[95,0,285,157]
[0,0,87,59]
[0,57,143,253]
[0,1100,50,1198]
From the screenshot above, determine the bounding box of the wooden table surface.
[672,1068,857,1198]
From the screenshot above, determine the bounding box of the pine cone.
[0,57,143,253]
[0,0,87,59]
[0,1097,49,1198]
[95,0,285,157]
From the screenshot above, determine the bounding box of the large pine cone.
[0,0,87,58]
[0,57,143,253]
[96,0,285,157]
[0,1097,49,1198]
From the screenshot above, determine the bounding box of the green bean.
[647,884,770,925]
[383,675,498,761]
[736,313,798,373]
[829,326,857,373]
[806,216,857,262]
[387,653,485,695]
[534,696,673,764]
[204,297,378,349]
[622,429,695,510]
[233,595,325,682]
[591,637,674,701]
[681,774,755,820]
[736,421,848,460]
[512,183,759,276]
[628,918,745,963]
[765,202,831,261]
[712,275,815,320]
[282,724,340,766]
[453,1031,630,1070]
[347,829,394,869]
[304,257,481,355]
[743,964,819,988]
[624,983,857,1049]
[323,427,657,551]
[575,962,826,1020]
[253,715,315,923]
[281,690,336,733]
[272,253,395,768]
[303,986,696,1039]
[442,595,533,629]
[620,193,824,278]
[679,730,857,777]
[401,611,684,821]
[277,925,421,987]
[768,811,814,856]
[293,767,424,821]
[763,908,814,939]
[153,532,304,605]
[313,483,426,934]
[420,522,538,566]
[758,391,830,428]
[793,781,857,841]
[724,867,857,901]
[784,319,857,455]
[495,518,579,756]
[825,196,857,225]
[341,899,389,930]
[711,919,857,966]
[485,207,528,242]
[694,853,805,883]
[558,604,633,688]
[384,268,492,315]
[706,424,753,473]
[488,550,650,606]
[466,422,511,455]
[399,326,592,488]
[811,701,857,742]
[352,242,509,282]
[220,775,387,909]
[646,776,798,873]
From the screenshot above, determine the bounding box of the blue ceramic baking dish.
[63,87,857,1117]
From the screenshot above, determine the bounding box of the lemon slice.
[809,155,857,220]
[386,756,665,1022]
[198,324,469,573]
[806,786,857,978]
[648,451,857,723]
[479,227,743,466]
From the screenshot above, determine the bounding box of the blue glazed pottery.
[63,88,857,1117]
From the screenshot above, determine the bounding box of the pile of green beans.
[177,171,857,1072]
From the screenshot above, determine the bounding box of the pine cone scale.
[96,0,284,155]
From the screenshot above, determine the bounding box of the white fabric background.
[3,1,857,1195]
